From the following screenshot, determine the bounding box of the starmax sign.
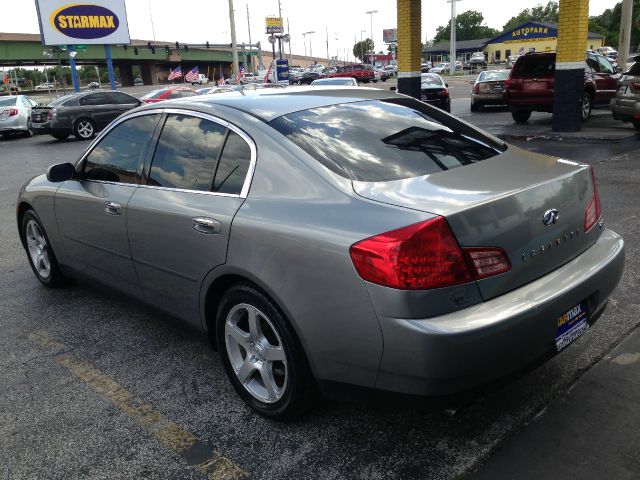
[35,0,130,45]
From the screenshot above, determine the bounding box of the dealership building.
[424,21,606,63]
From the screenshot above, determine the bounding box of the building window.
[505,49,511,59]
[495,50,501,61]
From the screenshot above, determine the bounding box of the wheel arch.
[200,267,317,377]
[16,201,33,246]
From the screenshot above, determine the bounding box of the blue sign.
[276,59,289,85]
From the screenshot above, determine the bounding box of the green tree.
[588,1,640,50]
[502,1,559,32]
[433,10,500,44]
[353,38,374,62]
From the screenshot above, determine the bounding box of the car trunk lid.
[31,106,53,123]
[352,146,598,300]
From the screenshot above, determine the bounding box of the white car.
[35,83,55,90]
[190,74,209,85]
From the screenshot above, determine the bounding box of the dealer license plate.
[555,302,589,351]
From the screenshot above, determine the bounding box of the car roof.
[139,86,398,122]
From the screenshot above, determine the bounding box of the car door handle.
[193,217,221,234]
[104,201,122,215]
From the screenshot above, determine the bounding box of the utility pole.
[287,18,292,63]
[303,32,308,58]
[618,0,633,70]
[360,29,366,63]
[278,0,283,58]
[246,4,252,71]
[305,31,315,59]
[447,0,462,76]
[365,10,378,68]
[228,0,239,78]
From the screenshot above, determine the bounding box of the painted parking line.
[29,330,246,480]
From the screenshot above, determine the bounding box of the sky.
[1,1,616,62]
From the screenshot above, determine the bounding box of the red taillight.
[584,166,602,232]
[462,248,511,279]
[8,108,18,117]
[505,76,511,89]
[349,217,473,290]
[631,82,640,90]
[47,109,55,120]
[473,83,479,94]
[442,88,449,98]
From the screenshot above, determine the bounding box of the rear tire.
[20,210,69,288]
[216,283,315,420]
[74,118,96,140]
[511,109,531,124]
[581,92,593,122]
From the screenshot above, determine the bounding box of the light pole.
[304,31,315,60]
[447,0,462,76]
[365,10,378,68]
[302,32,308,58]
[228,0,239,80]
[360,29,366,63]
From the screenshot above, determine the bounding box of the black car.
[298,71,325,85]
[420,73,450,112]
[30,90,141,140]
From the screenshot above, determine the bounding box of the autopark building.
[424,21,605,63]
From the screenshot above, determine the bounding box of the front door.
[55,113,160,295]
[127,112,254,326]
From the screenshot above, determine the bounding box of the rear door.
[126,111,254,325]
[591,54,619,104]
[78,92,116,130]
[55,113,160,295]
[107,91,141,117]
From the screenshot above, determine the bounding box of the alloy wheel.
[25,219,50,278]
[76,120,94,138]
[581,94,592,120]
[224,303,288,404]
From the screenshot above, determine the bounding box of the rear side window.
[80,93,110,106]
[0,97,16,107]
[270,100,500,182]
[213,131,252,195]
[83,114,159,183]
[626,62,640,76]
[148,114,227,191]
[513,56,555,76]
[109,92,138,104]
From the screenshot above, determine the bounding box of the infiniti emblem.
[543,209,559,226]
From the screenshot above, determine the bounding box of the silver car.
[0,95,38,137]
[471,70,509,111]
[611,59,640,129]
[17,87,625,419]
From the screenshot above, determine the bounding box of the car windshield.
[141,89,167,100]
[478,71,509,81]
[0,97,17,107]
[514,55,555,76]
[421,75,443,86]
[270,99,500,182]
[311,78,354,85]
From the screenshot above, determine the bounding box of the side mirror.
[46,162,76,183]
[390,86,397,91]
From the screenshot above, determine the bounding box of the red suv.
[329,64,375,83]
[504,52,619,123]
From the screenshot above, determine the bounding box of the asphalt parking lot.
[1,96,639,479]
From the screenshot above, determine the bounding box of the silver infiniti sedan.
[17,87,625,419]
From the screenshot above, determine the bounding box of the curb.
[495,132,638,143]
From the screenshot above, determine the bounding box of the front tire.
[216,283,314,420]
[20,210,68,288]
[74,118,96,140]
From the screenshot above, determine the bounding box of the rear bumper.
[374,227,625,396]
[472,92,506,105]
[31,121,71,137]
[0,115,27,132]
[610,97,640,121]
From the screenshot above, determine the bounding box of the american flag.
[237,64,245,82]
[219,69,225,86]
[264,63,273,84]
[185,66,199,82]
[168,66,182,81]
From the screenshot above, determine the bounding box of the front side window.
[596,55,614,75]
[270,99,500,182]
[148,114,227,191]
[83,114,159,183]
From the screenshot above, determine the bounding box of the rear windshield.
[513,56,555,76]
[421,75,443,86]
[478,70,509,81]
[48,94,77,106]
[626,62,640,76]
[0,97,17,107]
[141,89,167,100]
[270,99,500,182]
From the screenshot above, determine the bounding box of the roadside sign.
[383,29,397,44]
[276,59,289,86]
[265,17,283,34]
[73,44,88,51]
